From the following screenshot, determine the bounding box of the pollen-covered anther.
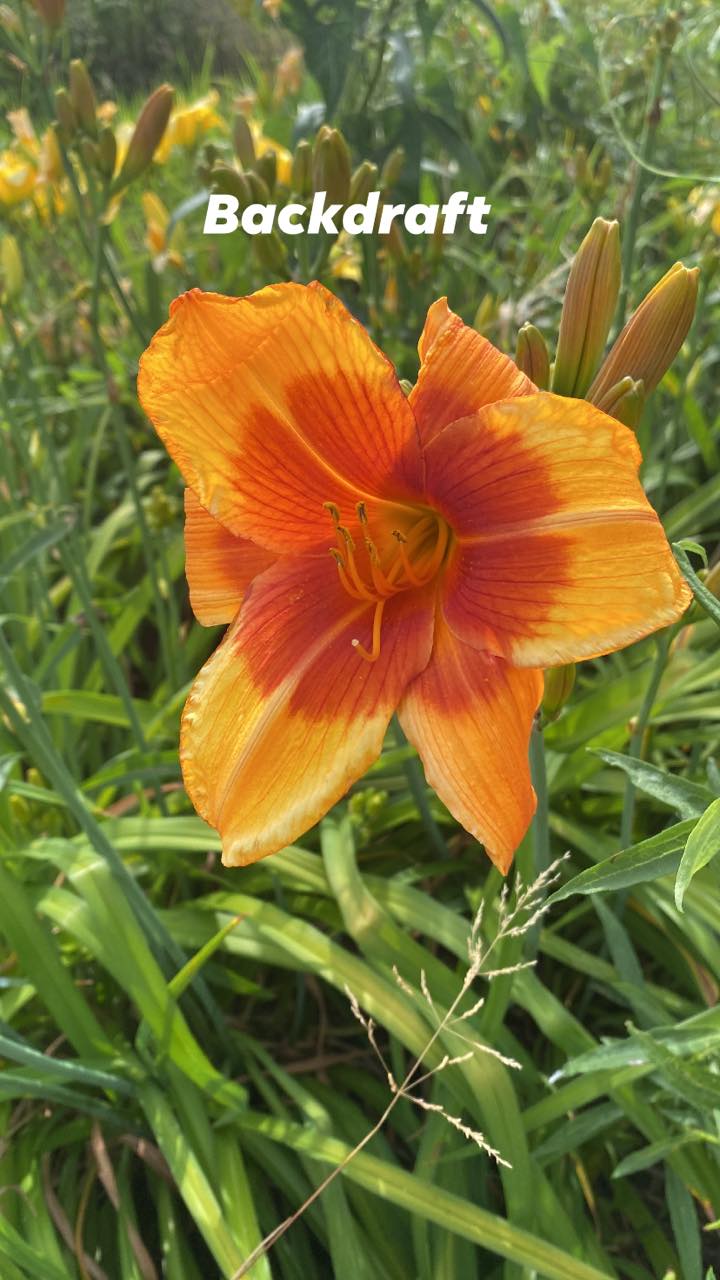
[324,500,451,662]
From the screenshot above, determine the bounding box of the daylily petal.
[181,553,435,864]
[138,283,423,553]
[399,618,542,872]
[410,298,534,445]
[184,487,276,626]
[427,393,691,667]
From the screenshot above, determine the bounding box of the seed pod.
[515,322,550,389]
[552,217,621,397]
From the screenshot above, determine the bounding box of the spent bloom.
[138,285,690,871]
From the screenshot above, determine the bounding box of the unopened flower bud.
[97,126,117,179]
[113,84,174,192]
[254,230,287,274]
[246,170,270,204]
[380,146,404,190]
[54,86,76,140]
[210,164,253,208]
[542,664,576,721]
[254,149,277,193]
[312,126,351,205]
[515,322,549,389]
[79,136,99,171]
[232,113,255,168]
[349,160,378,204]
[29,0,64,28]
[552,217,621,397]
[69,59,97,136]
[1,234,23,299]
[593,375,645,429]
[291,139,312,196]
[588,262,699,404]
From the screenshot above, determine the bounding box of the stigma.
[324,500,451,662]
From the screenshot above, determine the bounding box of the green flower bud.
[1,234,23,300]
[349,160,378,204]
[54,86,76,140]
[97,126,117,179]
[515,322,550,389]
[593,375,645,429]
[380,145,404,190]
[312,126,351,205]
[232,114,255,168]
[254,149,277,194]
[291,139,312,196]
[113,84,174,192]
[542,665,576,721]
[588,262,699,404]
[210,164,253,208]
[552,217,621,397]
[69,59,97,136]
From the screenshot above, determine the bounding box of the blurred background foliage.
[1,0,720,1278]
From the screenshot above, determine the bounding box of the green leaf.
[593,750,713,819]
[675,797,720,911]
[666,1167,703,1280]
[546,820,696,903]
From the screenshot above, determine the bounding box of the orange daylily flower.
[138,284,691,871]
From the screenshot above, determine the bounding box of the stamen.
[352,599,385,663]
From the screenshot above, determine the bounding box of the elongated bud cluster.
[113,84,174,192]
[69,60,97,137]
[515,322,549,389]
[552,218,620,397]
[312,126,351,205]
[542,664,576,721]
[588,262,698,404]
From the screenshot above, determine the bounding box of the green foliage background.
[1,1,719,1277]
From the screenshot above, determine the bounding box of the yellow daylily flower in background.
[249,121,293,186]
[154,90,224,164]
[0,149,37,206]
[142,191,184,269]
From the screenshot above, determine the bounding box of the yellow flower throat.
[324,501,451,662]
